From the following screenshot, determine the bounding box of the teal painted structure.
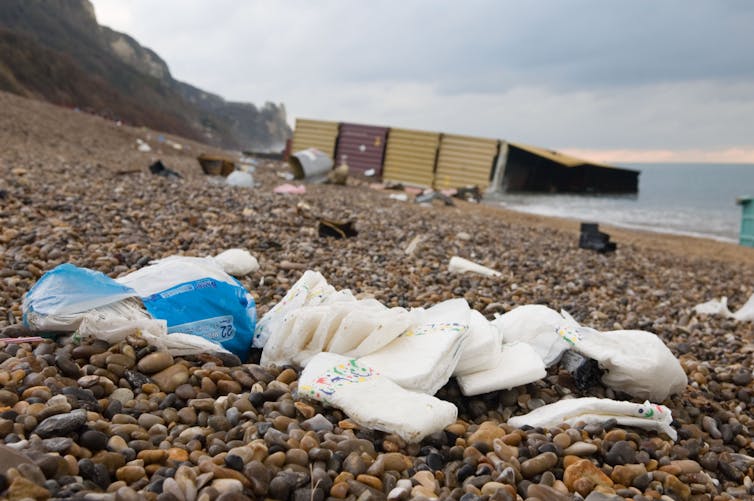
[737,196,754,247]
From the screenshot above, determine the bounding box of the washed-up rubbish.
[389,193,408,202]
[259,272,413,365]
[318,218,358,239]
[579,222,616,253]
[364,168,376,177]
[226,170,254,188]
[149,160,182,178]
[558,326,687,401]
[360,299,470,395]
[198,154,235,177]
[454,185,483,203]
[559,350,603,390]
[23,264,138,332]
[491,305,579,367]
[453,309,502,376]
[136,138,151,152]
[289,148,333,180]
[0,336,45,344]
[276,171,295,181]
[327,156,349,185]
[299,353,457,443]
[456,342,546,396]
[694,293,754,321]
[416,190,454,206]
[212,248,259,277]
[448,256,501,277]
[273,183,306,195]
[116,256,257,360]
[508,397,677,441]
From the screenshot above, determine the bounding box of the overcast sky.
[90,0,754,163]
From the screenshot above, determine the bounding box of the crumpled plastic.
[558,326,687,402]
[508,397,677,441]
[492,305,579,367]
[694,294,754,321]
[298,353,457,443]
[456,342,546,396]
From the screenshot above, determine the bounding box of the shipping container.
[382,128,441,187]
[334,122,389,177]
[434,134,499,190]
[290,118,339,159]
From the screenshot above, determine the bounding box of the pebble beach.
[2,91,754,501]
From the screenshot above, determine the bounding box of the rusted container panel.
[382,128,440,187]
[334,122,389,176]
[291,118,339,158]
[434,134,499,190]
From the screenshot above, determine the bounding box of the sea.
[487,163,754,243]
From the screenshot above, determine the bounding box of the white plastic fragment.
[299,353,457,443]
[448,256,501,277]
[226,170,254,188]
[558,326,687,402]
[508,397,677,441]
[694,294,754,321]
[212,249,259,276]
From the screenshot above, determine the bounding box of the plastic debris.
[149,160,182,178]
[364,168,376,177]
[226,170,254,188]
[456,342,546,396]
[389,193,408,202]
[559,350,603,390]
[579,222,616,253]
[198,154,235,176]
[318,219,358,239]
[557,326,687,401]
[136,138,151,152]
[694,293,754,321]
[416,190,454,206]
[448,256,501,277]
[289,148,333,179]
[273,183,306,195]
[212,249,259,277]
[299,353,457,443]
[508,397,677,441]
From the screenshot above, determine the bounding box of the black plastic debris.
[149,160,182,178]
[318,219,358,239]
[560,350,603,390]
[579,222,616,253]
[454,185,482,203]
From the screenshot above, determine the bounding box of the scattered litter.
[149,160,181,178]
[694,293,754,321]
[416,190,454,206]
[166,139,183,151]
[404,186,423,196]
[226,170,254,188]
[289,148,333,180]
[557,325,687,401]
[454,185,483,203]
[559,350,603,390]
[276,171,295,181]
[327,155,349,185]
[273,183,306,195]
[389,193,408,202]
[456,342,546,396]
[136,138,151,152]
[508,397,677,441]
[299,353,457,443]
[198,154,235,177]
[318,218,358,239]
[0,336,45,344]
[364,168,376,177]
[580,222,616,253]
[492,305,578,367]
[212,249,259,276]
[404,235,425,255]
[116,256,257,360]
[448,256,501,277]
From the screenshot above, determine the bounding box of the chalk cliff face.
[0,0,290,150]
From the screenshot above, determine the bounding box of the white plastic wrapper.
[453,310,502,376]
[492,305,579,367]
[448,256,501,277]
[508,397,677,441]
[558,326,687,402]
[299,353,457,443]
[212,249,259,277]
[694,294,754,321]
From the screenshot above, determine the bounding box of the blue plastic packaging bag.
[116,256,256,360]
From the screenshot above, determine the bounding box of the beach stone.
[584,492,625,501]
[151,364,189,392]
[109,388,134,405]
[663,473,691,500]
[605,440,636,465]
[563,441,598,456]
[564,459,614,495]
[382,453,410,472]
[212,478,244,494]
[137,352,174,374]
[7,476,50,501]
[610,463,646,486]
[468,422,506,446]
[116,465,145,483]
[337,439,376,457]
[520,452,558,478]
[301,414,333,433]
[35,408,86,438]
[527,483,571,501]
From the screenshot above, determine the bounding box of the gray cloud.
[91,0,754,158]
